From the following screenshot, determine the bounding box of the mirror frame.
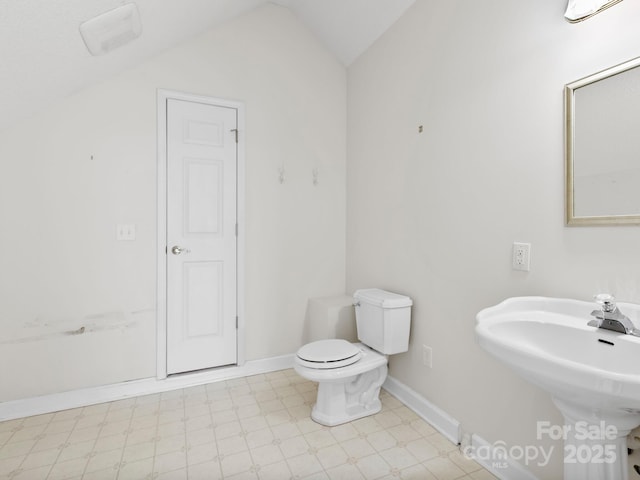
[565,56,640,226]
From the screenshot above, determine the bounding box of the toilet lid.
[296,339,362,369]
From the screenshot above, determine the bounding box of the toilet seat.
[296,339,362,369]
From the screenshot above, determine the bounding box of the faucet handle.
[594,293,617,312]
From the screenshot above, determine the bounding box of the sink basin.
[476,296,640,480]
[476,296,640,413]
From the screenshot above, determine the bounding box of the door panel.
[166,99,237,375]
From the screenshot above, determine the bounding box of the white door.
[166,98,237,375]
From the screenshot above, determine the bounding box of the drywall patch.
[0,308,154,345]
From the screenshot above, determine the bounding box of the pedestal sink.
[476,296,640,480]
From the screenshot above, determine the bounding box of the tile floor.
[0,369,497,480]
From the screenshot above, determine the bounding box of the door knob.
[171,245,190,255]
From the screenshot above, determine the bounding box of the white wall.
[347,0,640,478]
[0,4,346,402]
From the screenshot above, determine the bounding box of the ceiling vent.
[79,3,142,56]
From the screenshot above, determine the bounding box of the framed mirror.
[565,56,640,225]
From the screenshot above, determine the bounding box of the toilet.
[294,288,412,426]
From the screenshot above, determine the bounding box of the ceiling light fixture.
[79,3,142,56]
[564,0,624,22]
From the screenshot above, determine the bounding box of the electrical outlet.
[422,345,432,368]
[512,242,531,271]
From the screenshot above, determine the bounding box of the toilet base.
[310,363,388,426]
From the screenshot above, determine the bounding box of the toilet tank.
[354,289,412,354]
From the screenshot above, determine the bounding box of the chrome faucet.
[588,294,640,336]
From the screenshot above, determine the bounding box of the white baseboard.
[0,354,294,421]
[467,434,540,480]
[383,375,538,480]
[383,375,461,444]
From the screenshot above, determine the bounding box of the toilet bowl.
[294,289,412,426]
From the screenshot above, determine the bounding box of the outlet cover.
[422,345,433,368]
[512,242,531,271]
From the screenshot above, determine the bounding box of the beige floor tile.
[400,462,439,480]
[66,426,100,445]
[305,428,338,449]
[186,441,217,465]
[379,445,420,470]
[214,420,242,440]
[287,451,324,478]
[325,461,365,479]
[187,460,223,479]
[46,457,88,480]
[249,442,284,468]
[0,370,494,480]
[30,431,69,452]
[153,449,187,474]
[316,443,349,470]
[423,455,468,480]
[354,452,392,479]
[186,426,216,447]
[43,419,76,435]
[0,430,13,447]
[155,433,187,456]
[245,427,275,449]
[279,435,310,459]
[405,437,439,463]
[367,429,398,452]
[240,415,269,433]
[448,449,484,474]
[57,439,94,463]
[84,448,123,473]
[10,464,53,480]
[121,441,155,463]
[93,433,126,452]
[255,459,291,479]
[341,436,377,459]
[467,468,500,480]
[219,450,253,477]
[156,466,187,479]
[0,455,25,476]
[271,421,300,442]
[329,423,360,443]
[116,457,154,480]
[20,446,60,470]
[216,434,248,456]
[123,425,156,446]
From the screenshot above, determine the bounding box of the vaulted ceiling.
[0,0,414,131]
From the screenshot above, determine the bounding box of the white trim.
[156,89,246,378]
[383,375,461,444]
[0,355,293,422]
[467,434,540,480]
[383,375,538,480]
[235,99,246,366]
[156,90,168,380]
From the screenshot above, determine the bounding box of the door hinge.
[236,316,239,329]
[231,128,238,143]
[235,223,238,237]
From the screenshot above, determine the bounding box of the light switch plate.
[117,224,136,241]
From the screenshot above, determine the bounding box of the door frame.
[156,89,245,380]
